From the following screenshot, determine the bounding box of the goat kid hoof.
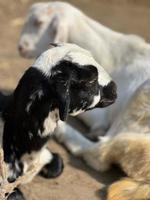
[40,153,64,178]
[6,188,25,200]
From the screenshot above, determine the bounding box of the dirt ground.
[0,0,150,199]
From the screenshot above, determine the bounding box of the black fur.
[3,67,52,165]
[51,60,100,114]
[0,92,12,114]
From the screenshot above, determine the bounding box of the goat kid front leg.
[39,150,64,179]
[22,147,64,180]
[5,148,63,200]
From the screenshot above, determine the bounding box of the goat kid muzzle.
[97,81,117,108]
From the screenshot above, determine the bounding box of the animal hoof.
[39,153,64,178]
[6,188,25,200]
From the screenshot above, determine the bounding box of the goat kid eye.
[33,19,43,27]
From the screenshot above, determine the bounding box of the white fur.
[33,43,112,88]
[22,148,53,183]
[39,109,59,137]
[70,109,85,116]
[88,92,101,109]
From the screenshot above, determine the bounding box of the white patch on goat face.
[97,68,112,87]
[70,109,85,116]
[67,48,112,87]
[39,109,59,138]
[88,92,101,109]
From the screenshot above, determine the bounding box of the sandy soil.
[0,0,150,199]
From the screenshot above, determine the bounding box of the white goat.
[19,1,149,132]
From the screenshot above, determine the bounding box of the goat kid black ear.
[56,81,70,121]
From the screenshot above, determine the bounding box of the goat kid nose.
[97,81,117,108]
[18,44,29,56]
[18,40,30,52]
[18,45,24,53]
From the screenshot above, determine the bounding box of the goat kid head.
[31,43,117,121]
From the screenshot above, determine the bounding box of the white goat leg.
[55,122,111,172]
[78,108,109,131]
[55,121,94,156]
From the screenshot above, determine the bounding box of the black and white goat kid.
[2,43,117,199]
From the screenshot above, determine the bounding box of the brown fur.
[80,133,150,200]
[98,134,150,200]
[107,178,150,200]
